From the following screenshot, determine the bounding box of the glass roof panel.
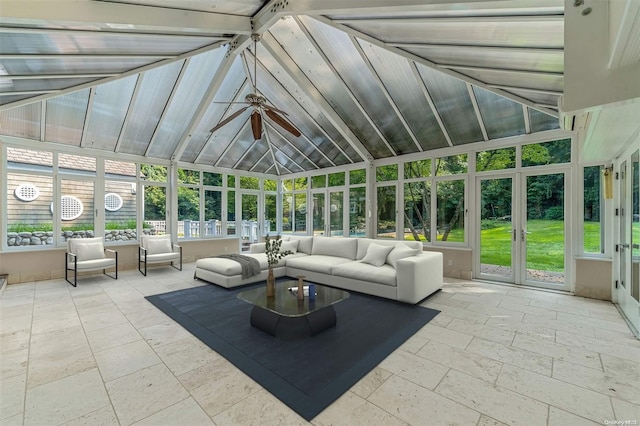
[84,75,138,150]
[504,89,559,107]
[403,46,563,73]
[1,77,99,93]
[0,95,34,106]
[254,60,345,168]
[473,86,526,139]
[344,17,563,48]
[180,55,247,163]
[0,57,165,76]
[256,45,360,163]
[358,40,449,150]
[268,18,392,159]
[198,85,254,164]
[0,101,41,140]
[266,127,315,172]
[251,155,273,174]
[216,124,259,169]
[44,88,90,145]
[264,123,324,171]
[1,32,223,55]
[300,16,416,156]
[416,64,484,144]
[235,139,269,171]
[148,48,226,158]
[105,0,265,15]
[119,60,183,156]
[455,68,563,92]
[529,108,560,132]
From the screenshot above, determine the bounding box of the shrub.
[543,206,564,220]
[8,223,53,233]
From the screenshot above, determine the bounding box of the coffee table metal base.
[249,304,337,337]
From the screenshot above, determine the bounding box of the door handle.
[521,230,531,240]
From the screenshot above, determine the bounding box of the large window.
[377,185,396,239]
[436,180,465,243]
[404,181,430,242]
[142,164,167,235]
[583,165,604,254]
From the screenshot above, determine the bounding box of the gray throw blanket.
[216,254,261,279]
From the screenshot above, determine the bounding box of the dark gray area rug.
[146,281,440,421]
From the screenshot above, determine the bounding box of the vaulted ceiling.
[0,0,563,175]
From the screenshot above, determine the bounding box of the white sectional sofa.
[194,236,443,304]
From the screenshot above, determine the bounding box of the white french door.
[476,170,570,291]
[616,153,640,334]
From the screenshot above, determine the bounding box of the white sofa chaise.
[194,236,443,304]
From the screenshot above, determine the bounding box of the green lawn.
[480,219,597,272]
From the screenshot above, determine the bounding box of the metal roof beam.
[4,73,118,80]
[265,122,321,170]
[466,83,488,141]
[440,64,563,78]
[260,31,373,163]
[523,105,531,134]
[388,42,563,55]
[214,121,250,168]
[488,84,563,96]
[0,26,231,40]
[0,0,251,36]
[312,15,559,118]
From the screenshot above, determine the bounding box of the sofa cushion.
[196,253,269,276]
[287,235,313,254]
[76,242,105,261]
[250,243,266,253]
[311,236,357,259]
[360,243,394,267]
[280,239,299,254]
[386,243,422,268]
[146,237,172,255]
[356,238,422,260]
[331,261,397,287]
[286,255,351,274]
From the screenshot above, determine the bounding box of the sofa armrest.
[396,252,443,304]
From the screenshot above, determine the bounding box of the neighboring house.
[7,146,138,230]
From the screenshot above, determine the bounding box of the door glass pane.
[61,179,94,242]
[227,190,236,236]
[621,162,627,289]
[178,187,199,238]
[436,180,465,243]
[241,194,258,250]
[294,193,307,234]
[526,173,565,284]
[264,194,276,235]
[105,180,137,243]
[282,193,292,234]
[377,185,396,239]
[480,178,513,278]
[522,139,571,167]
[143,185,166,235]
[313,193,325,236]
[632,151,639,302]
[404,181,430,242]
[330,192,343,237]
[204,190,221,236]
[349,187,366,237]
[583,166,604,254]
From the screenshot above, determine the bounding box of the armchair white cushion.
[139,235,182,275]
[65,237,117,286]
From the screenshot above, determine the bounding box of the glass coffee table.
[237,279,349,337]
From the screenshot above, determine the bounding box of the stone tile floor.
[1,265,639,425]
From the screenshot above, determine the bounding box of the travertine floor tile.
[496,364,614,423]
[466,337,553,376]
[415,323,473,349]
[351,367,392,399]
[445,318,516,345]
[23,369,109,426]
[547,406,601,425]
[153,337,220,376]
[368,375,481,425]
[416,340,502,383]
[435,369,548,426]
[512,333,602,370]
[313,391,406,426]
[131,397,214,426]
[94,340,160,382]
[64,405,119,426]
[85,321,142,353]
[106,363,189,426]
[378,349,449,390]
[0,373,25,421]
[212,389,307,426]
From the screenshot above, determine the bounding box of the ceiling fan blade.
[212,101,250,105]
[265,109,301,137]
[263,104,288,116]
[251,111,262,140]
[210,106,249,133]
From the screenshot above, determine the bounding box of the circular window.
[15,184,40,201]
[105,193,123,212]
[51,196,84,221]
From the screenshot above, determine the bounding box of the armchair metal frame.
[138,243,182,276]
[65,248,118,287]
